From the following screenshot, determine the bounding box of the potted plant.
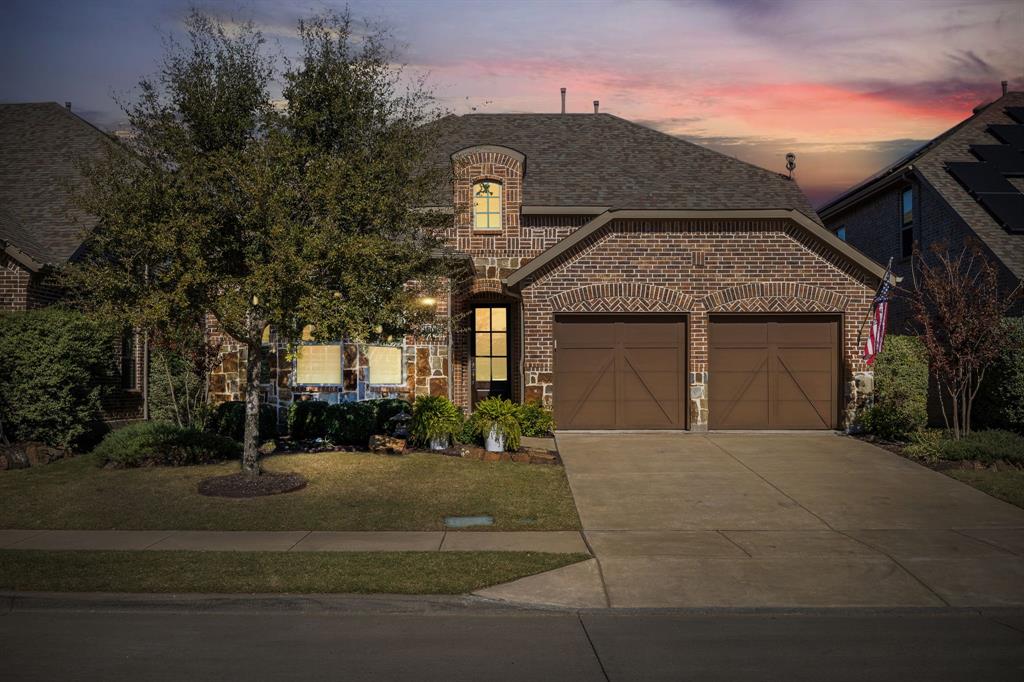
[409,396,463,450]
[472,398,522,453]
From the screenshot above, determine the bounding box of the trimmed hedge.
[207,401,278,443]
[0,307,118,450]
[517,401,555,437]
[861,335,929,440]
[905,429,1024,465]
[975,318,1024,434]
[288,398,411,446]
[94,420,241,468]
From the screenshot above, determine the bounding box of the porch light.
[418,296,437,307]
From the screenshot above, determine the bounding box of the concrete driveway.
[478,433,1024,609]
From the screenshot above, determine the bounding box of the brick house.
[819,88,1024,330]
[0,102,142,420]
[214,111,889,431]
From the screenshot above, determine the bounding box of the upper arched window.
[473,180,502,230]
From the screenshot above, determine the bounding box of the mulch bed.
[426,444,561,466]
[853,434,1021,472]
[198,471,308,498]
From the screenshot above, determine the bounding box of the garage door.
[554,316,686,429]
[709,316,838,430]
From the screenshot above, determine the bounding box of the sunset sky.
[2,0,1021,206]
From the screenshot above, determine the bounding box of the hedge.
[288,398,410,446]
[94,420,241,467]
[207,401,279,443]
[861,335,929,440]
[0,307,118,450]
[975,318,1024,434]
[905,429,1024,465]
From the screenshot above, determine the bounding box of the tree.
[910,240,1020,439]
[68,11,447,476]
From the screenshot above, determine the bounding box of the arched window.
[473,180,502,230]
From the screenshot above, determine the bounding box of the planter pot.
[429,436,448,451]
[485,426,505,453]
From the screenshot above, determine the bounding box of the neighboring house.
[0,102,142,420]
[820,88,1024,330]
[212,111,889,431]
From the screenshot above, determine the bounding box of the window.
[295,345,342,385]
[366,345,403,385]
[120,332,136,390]
[473,181,502,230]
[901,187,914,258]
[836,226,846,241]
[474,307,508,382]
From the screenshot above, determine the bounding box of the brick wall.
[517,218,877,429]
[0,252,30,310]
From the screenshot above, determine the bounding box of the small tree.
[68,11,447,476]
[910,240,1020,438]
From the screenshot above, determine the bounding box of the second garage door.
[709,316,839,430]
[554,316,687,430]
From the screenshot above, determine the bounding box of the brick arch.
[548,282,694,313]
[469,278,505,296]
[703,282,849,312]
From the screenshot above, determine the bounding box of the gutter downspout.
[447,284,454,403]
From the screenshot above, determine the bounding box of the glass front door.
[473,306,510,403]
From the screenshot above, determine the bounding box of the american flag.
[862,266,893,365]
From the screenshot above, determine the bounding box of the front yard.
[0,451,580,531]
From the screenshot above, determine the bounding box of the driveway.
[478,433,1024,608]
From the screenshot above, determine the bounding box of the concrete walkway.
[475,433,1024,609]
[0,529,589,554]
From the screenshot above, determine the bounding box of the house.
[212,110,889,431]
[0,102,142,420]
[819,87,1024,330]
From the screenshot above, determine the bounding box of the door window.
[474,307,508,382]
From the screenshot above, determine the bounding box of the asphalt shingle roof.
[423,113,820,219]
[0,102,114,266]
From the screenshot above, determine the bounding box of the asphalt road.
[2,595,1023,681]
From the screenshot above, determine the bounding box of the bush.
[207,401,278,443]
[861,335,929,440]
[975,318,1024,434]
[468,398,522,451]
[517,401,554,437]
[409,396,463,446]
[288,400,331,440]
[0,307,118,450]
[288,398,411,446]
[325,401,377,446]
[904,429,1024,465]
[94,420,241,467]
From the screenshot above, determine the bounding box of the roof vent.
[560,87,566,114]
[1002,80,1009,96]
[593,100,599,114]
[64,101,71,110]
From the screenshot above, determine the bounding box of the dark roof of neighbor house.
[820,91,1024,281]
[0,102,115,268]
[423,113,821,220]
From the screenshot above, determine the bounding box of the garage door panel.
[775,371,833,401]
[774,400,833,429]
[555,322,617,348]
[710,347,769,372]
[557,349,615,372]
[621,372,681,402]
[709,322,769,346]
[621,348,682,372]
[557,369,616,403]
[619,323,681,346]
[710,398,769,429]
[771,322,835,345]
[621,401,680,427]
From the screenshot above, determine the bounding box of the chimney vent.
[64,101,71,110]
[560,88,566,114]
[593,100,599,114]
[1002,80,1009,96]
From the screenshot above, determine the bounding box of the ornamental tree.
[68,11,448,475]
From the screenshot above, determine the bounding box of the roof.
[0,102,115,268]
[423,113,820,220]
[820,91,1024,281]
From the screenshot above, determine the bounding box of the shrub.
[0,307,118,450]
[409,396,463,446]
[94,420,241,467]
[288,398,410,446]
[861,335,929,440]
[904,429,1024,465]
[372,398,411,435]
[469,398,522,451]
[517,401,554,437]
[324,401,377,446]
[207,401,278,443]
[975,318,1024,434]
[288,400,331,440]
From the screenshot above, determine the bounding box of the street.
[1,595,1023,681]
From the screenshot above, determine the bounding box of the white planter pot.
[430,436,448,451]
[485,426,505,452]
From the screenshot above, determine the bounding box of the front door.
[473,306,511,404]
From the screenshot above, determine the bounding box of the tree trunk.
[241,344,263,477]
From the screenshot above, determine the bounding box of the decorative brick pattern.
[549,282,695,313]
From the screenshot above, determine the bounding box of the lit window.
[296,345,341,385]
[261,325,272,345]
[836,226,846,241]
[901,187,914,258]
[901,188,913,226]
[473,181,502,230]
[366,345,403,385]
[474,307,508,382]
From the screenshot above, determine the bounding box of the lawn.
[0,549,587,594]
[945,469,1024,510]
[0,451,580,531]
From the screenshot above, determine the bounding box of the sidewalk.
[0,529,589,554]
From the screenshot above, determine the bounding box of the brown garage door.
[554,316,686,430]
[709,316,838,430]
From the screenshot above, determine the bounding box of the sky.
[1,0,1022,207]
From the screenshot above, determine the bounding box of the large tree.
[69,11,447,476]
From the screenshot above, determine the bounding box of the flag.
[862,266,893,366]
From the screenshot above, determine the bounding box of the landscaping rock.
[26,442,66,467]
[258,440,277,456]
[529,450,560,466]
[369,435,406,455]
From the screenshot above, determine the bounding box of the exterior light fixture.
[419,297,437,307]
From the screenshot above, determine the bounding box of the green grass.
[0,451,580,531]
[945,469,1024,510]
[0,550,588,594]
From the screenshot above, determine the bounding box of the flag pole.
[856,257,892,351]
